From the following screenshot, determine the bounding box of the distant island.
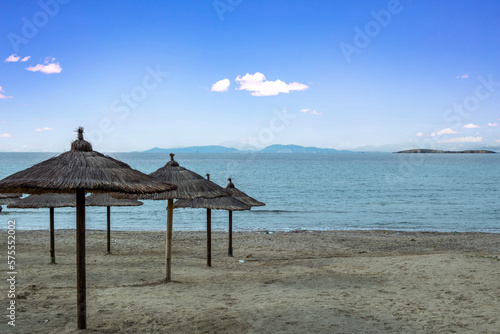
[143,144,353,154]
[396,149,496,154]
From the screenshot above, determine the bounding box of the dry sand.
[1,229,499,333]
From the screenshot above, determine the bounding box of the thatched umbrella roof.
[0,193,22,206]
[0,127,176,330]
[128,153,227,200]
[0,193,22,198]
[8,193,76,208]
[0,130,177,195]
[174,195,250,211]
[8,194,76,264]
[86,193,143,207]
[225,178,265,207]
[0,193,21,213]
[0,198,20,206]
[86,193,143,254]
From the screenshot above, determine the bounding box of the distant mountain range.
[145,146,242,153]
[258,144,351,153]
[143,144,353,154]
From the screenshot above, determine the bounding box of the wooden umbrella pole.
[166,198,174,282]
[207,208,211,267]
[50,207,55,263]
[107,206,111,254]
[76,189,86,330]
[228,210,233,257]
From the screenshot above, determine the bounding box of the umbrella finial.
[77,127,84,140]
[206,173,210,180]
[227,178,235,188]
[166,153,179,167]
[71,126,93,152]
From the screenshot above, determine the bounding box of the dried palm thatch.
[121,153,227,200]
[8,193,76,208]
[0,127,176,330]
[225,178,265,207]
[9,193,76,264]
[0,198,20,206]
[0,131,177,195]
[174,195,250,211]
[85,193,143,207]
[0,193,21,213]
[0,193,22,199]
[0,193,21,206]
[86,193,143,254]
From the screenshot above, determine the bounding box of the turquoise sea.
[1,152,499,232]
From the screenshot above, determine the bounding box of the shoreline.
[2,230,499,333]
[3,228,500,234]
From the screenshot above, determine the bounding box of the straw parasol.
[224,178,265,256]
[8,194,76,263]
[115,153,227,281]
[225,178,265,207]
[0,127,176,330]
[175,174,250,265]
[0,193,22,213]
[85,193,143,254]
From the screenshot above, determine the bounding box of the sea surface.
[0,152,499,232]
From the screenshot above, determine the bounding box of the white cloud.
[431,128,459,136]
[26,58,62,74]
[300,108,321,115]
[5,54,20,62]
[0,86,13,99]
[416,132,424,137]
[463,123,480,129]
[235,72,308,96]
[26,63,62,74]
[439,136,483,143]
[34,127,54,132]
[456,73,469,79]
[496,139,500,143]
[487,122,498,127]
[211,78,230,92]
[5,54,30,62]
[0,133,12,138]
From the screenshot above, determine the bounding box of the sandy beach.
[2,229,499,333]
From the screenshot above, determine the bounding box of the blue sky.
[1,0,499,152]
